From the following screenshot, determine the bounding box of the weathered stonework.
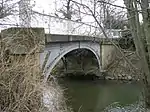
[1,27,45,54]
[105,52,142,81]
[101,44,120,70]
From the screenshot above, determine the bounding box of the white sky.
[33,0,124,14]
[114,0,124,6]
[32,0,125,24]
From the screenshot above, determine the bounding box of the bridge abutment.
[1,27,45,78]
[101,44,119,70]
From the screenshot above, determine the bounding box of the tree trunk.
[124,0,150,108]
[141,0,150,62]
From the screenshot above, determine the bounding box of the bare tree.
[55,0,82,21]
[123,0,150,109]
[0,0,20,20]
[66,0,150,109]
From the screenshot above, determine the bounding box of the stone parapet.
[1,27,45,54]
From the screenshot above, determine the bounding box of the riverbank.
[52,50,142,82]
[0,39,72,112]
[0,54,71,112]
[103,51,142,81]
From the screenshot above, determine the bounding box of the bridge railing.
[32,14,122,38]
[0,11,122,38]
[32,14,104,37]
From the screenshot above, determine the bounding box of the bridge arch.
[43,42,101,82]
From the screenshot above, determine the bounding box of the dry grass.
[0,42,42,111]
[0,29,72,112]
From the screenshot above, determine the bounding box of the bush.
[0,29,72,112]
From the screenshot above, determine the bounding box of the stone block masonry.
[1,27,45,54]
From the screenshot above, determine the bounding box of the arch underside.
[40,41,101,81]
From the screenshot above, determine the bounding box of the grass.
[0,29,72,112]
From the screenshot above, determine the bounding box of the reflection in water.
[58,79,142,112]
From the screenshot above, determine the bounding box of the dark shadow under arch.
[44,46,101,82]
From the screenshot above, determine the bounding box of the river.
[58,78,143,112]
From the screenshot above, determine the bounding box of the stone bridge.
[41,33,121,81]
[1,27,122,81]
[41,41,101,80]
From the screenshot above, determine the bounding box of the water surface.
[58,79,142,112]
